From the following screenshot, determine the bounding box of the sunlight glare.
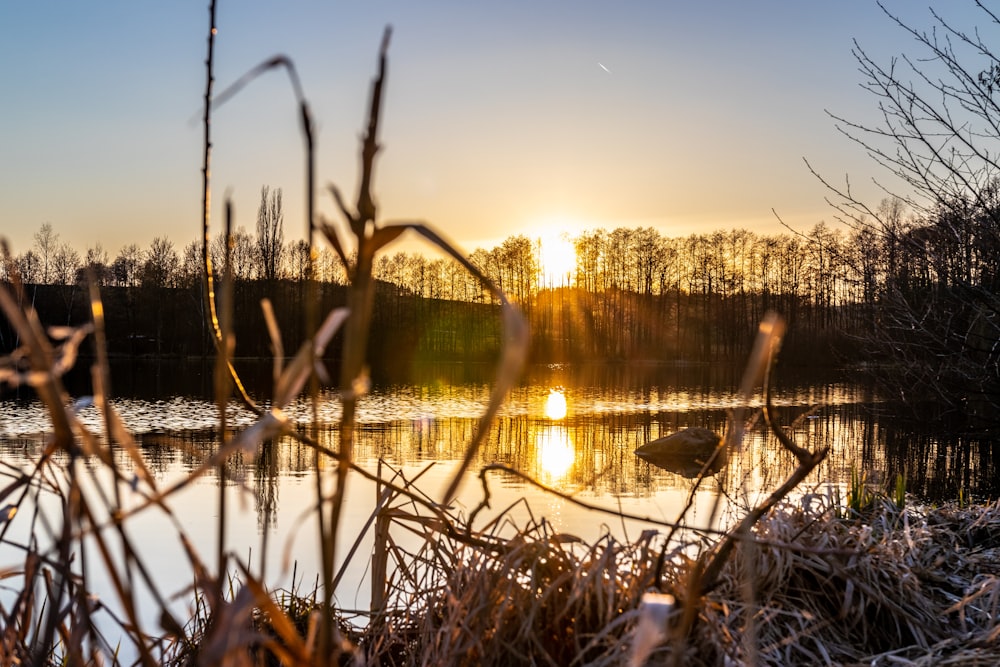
[544,388,568,420]
[538,229,577,287]
[537,425,574,482]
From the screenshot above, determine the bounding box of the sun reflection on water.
[536,425,574,483]
[544,388,567,420]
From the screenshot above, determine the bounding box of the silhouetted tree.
[821,4,1000,425]
[111,244,142,288]
[52,243,81,286]
[140,237,178,288]
[286,239,310,281]
[177,240,204,289]
[499,235,537,306]
[15,250,40,284]
[256,185,284,281]
[82,243,111,286]
[33,223,58,284]
[230,227,256,281]
[315,246,347,285]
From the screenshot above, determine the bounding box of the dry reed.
[350,481,1000,666]
[3,3,1000,666]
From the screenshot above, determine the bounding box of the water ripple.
[0,381,867,438]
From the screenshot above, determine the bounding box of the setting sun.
[537,230,577,287]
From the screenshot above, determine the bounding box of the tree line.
[3,187,348,289]
[0,190,970,363]
[5,184,997,428]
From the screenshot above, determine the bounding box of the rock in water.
[634,427,727,478]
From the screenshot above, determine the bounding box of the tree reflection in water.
[3,363,997,536]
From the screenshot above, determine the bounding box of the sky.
[0,1,991,260]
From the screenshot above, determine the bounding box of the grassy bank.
[3,284,997,665]
[331,494,1000,666]
[4,432,997,666]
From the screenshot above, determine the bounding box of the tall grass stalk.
[4,3,1000,665]
[196,8,527,661]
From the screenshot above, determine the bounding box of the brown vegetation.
[1,3,999,666]
[348,491,1000,666]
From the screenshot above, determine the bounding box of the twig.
[697,323,830,596]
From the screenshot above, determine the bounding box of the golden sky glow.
[0,2,988,259]
[537,227,577,287]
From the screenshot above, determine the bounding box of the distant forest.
[3,190,996,372]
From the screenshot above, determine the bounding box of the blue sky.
[0,1,989,259]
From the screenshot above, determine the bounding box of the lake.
[0,359,996,628]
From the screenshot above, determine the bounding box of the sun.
[537,229,577,287]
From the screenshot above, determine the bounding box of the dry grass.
[2,380,999,667]
[353,489,1000,666]
[2,3,1000,666]
[708,498,1000,665]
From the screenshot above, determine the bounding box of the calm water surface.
[1,360,996,627]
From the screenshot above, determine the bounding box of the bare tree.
[573,230,606,294]
[498,235,537,306]
[111,243,143,288]
[231,227,256,281]
[84,243,111,285]
[211,227,256,281]
[820,4,1000,424]
[140,237,178,288]
[286,239,309,281]
[51,243,81,286]
[315,246,347,285]
[177,240,204,288]
[256,185,284,281]
[444,256,474,301]
[15,250,40,284]
[33,223,59,284]
[467,248,493,303]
